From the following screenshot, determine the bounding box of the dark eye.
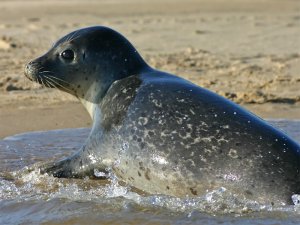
[61,49,74,61]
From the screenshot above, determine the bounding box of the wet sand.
[0,0,299,138]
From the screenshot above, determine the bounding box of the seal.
[24,26,300,205]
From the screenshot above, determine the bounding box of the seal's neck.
[80,98,91,117]
[79,98,98,120]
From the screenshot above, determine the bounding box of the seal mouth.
[24,61,57,88]
[24,72,34,82]
[24,62,36,81]
[24,61,43,82]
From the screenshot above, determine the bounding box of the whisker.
[66,30,79,42]
[38,71,58,90]
[42,79,47,88]
[47,75,74,87]
[45,76,74,93]
[47,75,68,82]
[47,75,74,91]
[65,32,72,42]
[40,71,54,74]
[44,78,52,89]
[46,79,62,99]
[23,74,30,90]
[42,75,51,89]
[46,78,73,101]
[44,79,61,100]
[40,76,47,89]
[44,79,51,88]
[42,77,58,101]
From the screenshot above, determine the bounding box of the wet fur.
[25,26,300,206]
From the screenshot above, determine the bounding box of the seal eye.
[61,49,75,61]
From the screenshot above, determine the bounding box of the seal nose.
[24,61,37,81]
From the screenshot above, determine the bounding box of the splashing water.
[292,195,300,206]
[0,120,300,224]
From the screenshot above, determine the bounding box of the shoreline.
[0,0,299,138]
[1,95,299,139]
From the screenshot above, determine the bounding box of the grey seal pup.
[24,26,300,205]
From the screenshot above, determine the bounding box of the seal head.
[25,26,149,103]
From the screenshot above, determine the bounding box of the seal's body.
[25,26,300,205]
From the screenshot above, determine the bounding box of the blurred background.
[0,0,299,137]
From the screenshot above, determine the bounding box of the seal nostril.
[24,61,38,81]
[25,63,32,73]
[26,61,32,69]
[28,61,36,67]
[25,61,38,72]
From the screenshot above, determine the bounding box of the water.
[1,120,300,225]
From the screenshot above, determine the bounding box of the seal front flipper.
[40,157,82,178]
[40,145,107,179]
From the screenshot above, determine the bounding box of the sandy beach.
[0,0,299,138]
